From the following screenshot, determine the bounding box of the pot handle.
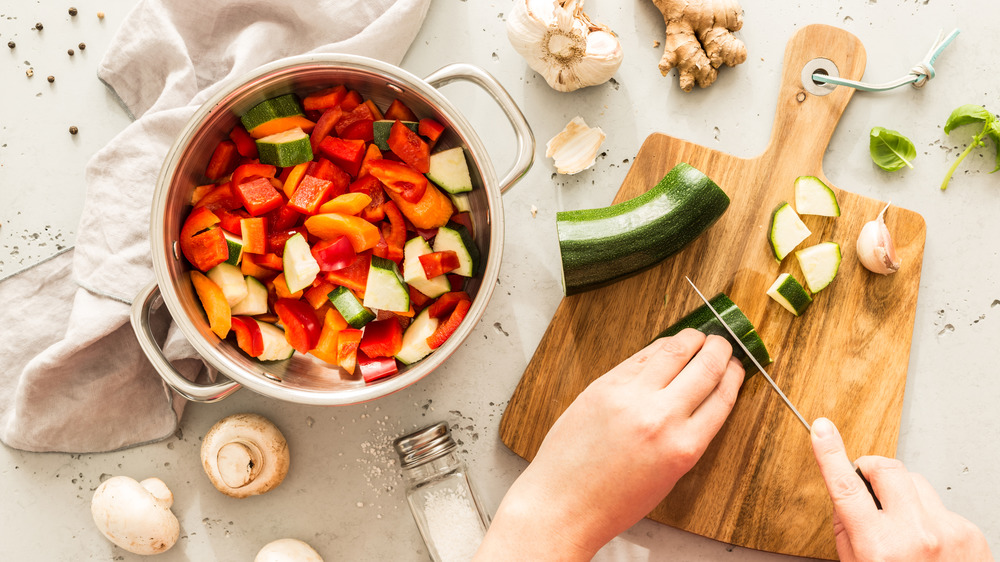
[425,63,534,194]
[130,281,241,403]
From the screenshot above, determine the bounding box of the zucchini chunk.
[794,176,840,217]
[766,273,812,316]
[795,242,842,293]
[768,202,811,262]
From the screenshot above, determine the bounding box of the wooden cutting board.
[500,25,926,560]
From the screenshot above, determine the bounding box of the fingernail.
[812,417,834,438]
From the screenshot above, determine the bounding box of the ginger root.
[652,0,747,91]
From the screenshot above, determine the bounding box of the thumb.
[810,418,878,536]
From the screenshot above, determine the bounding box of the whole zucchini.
[556,163,730,295]
[657,292,771,376]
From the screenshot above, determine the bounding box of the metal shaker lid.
[393,421,457,469]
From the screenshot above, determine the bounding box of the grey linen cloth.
[0,0,431,453]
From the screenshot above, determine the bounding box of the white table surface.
[2,1,998,560]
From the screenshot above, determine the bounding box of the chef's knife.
[684,277,881,509]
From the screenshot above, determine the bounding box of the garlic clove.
[507,0,624,92]
[546,116,606,174]
[857,203,901,275]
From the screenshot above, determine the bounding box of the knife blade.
[683,276,882,509]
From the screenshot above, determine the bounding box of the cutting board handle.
[763,25,867,173]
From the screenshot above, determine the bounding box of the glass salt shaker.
[394,422,491,562]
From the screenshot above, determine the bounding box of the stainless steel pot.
[130,54,533,405]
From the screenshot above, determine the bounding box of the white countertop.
[2,1,998,560]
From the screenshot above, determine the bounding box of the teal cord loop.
[812,29,959,92]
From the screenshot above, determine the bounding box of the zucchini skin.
[556,163,730,296]
[657,293,772,376]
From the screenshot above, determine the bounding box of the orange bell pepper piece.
[385,182,454,230]
[337,328,363,375]
[282,162,311,198]
[317,193,373,216]
[273,273,303,300]
[304,213,381,253]
[190,271,231,338]
[311,308,349,365]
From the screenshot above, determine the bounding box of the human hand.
[476,329,745,561]
[811,417,993,562]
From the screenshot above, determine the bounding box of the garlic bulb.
[507,0,624,92]
[546,116,606,174]
[857,203,901,275]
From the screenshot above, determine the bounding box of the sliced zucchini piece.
[206,263,248,307]
[328,286,375,329]
[282,233,320,294]
[363,256,410,312]
[373,120,417,151]
[557,163,730,296]
[769,202,811,261]
[256,127,313,168]
[395,308,440,365]
[231,276,268,316]
[403,237,451,298]
[794,176,840,217]
[255,320,295,361]
[447,192,471,214]
[433,224,479,277]
[241,94,304,134]
[766,273,812,316]
[795,242,842,293]
[658,292,771,376]
[427,147,473,194]
[223,231,244,266]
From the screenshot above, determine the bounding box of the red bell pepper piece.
[337,328,363,375]
[426,298,471,350]
[205,140,240,181]
[381,201,406,263]
[339,90,363,112]
[449,212,474,238]
[303,85,347,112]
[264,203,301,232]
[274,298,321,353]
[418,118,446,146]
[230,316,264,357]
[408,285,432,309]
[228,125,259,159]
[387,120,430,173]
[267,226,309,256]
[384,99,418,122]
[318,136,366,177]
[217,208,250,234]
[231,163,276,189]
[359,318,403,358]
[179,206,229,272]
[310,106,343,153]
[287,175,334,215]
[428,291,471,319]
[419,250,460,278]
[340,120,375,143]
[235,176,284,216]
[306,158,351,198]
[311,235,356,271]
[349,175,387,223]
[367,159,427,203]
[194,182,243,212]
[447,274,465,291]
[357,351,399,384]
[335,103,374,136]
[324,250,371,294]
[239,217,267,254]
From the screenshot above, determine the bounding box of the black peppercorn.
[6,41,14,49]
[35,22,43,30]
[47,75,55,83]
[69,126,78,135]
[69,7,78,16]
[78,42,86,50]
[68,48,74,56]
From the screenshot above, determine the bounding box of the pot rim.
[150,53,505,405]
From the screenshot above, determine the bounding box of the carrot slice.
[190,271,231,338]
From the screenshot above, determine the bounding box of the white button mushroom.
[90,476,179,555]
[255,538,324,562]
[201,413,290,498]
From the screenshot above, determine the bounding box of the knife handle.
[855,466,883,510]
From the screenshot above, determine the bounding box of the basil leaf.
[869,127,916,172]
[944,104,993,134]
[987,121,1000,173]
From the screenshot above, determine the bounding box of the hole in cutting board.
[800,58,839,97]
